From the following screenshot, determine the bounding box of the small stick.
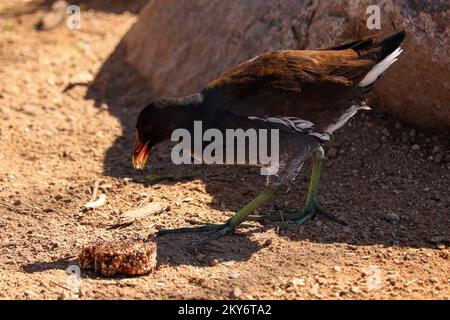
[49,280,72,291]
[90,179,101,202]
[148,219,161,230]
[84,194,106,209]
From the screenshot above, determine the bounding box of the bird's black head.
[132,101,170,170]
[132,94,205,170]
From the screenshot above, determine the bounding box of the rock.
[70,71,94,85]
[290,277,306,287]
[327,147,338,159]
[333,265,342,273]
[432,146,441,154]
[434,153,444,163]
[308,283,321,298]
[411,144,421,151]
[123,0,450,130]
[430,192,441,201]
[436,243,446,250]
[210,258,219,266]
[385,211,400,224]
[229,271,240,279]
[35,1,68,31]
[351,286,361,294]
[24,290,37,299]
[230,287,242,298]
[79,240,157,276]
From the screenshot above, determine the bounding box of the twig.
[148,219,161,230]
[84,194,106,209]
[90,179,101,202]
[49,280,72,291]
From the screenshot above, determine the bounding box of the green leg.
[249,147,347,226]
[157,186,278,242]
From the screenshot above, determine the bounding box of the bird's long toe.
[315,206,348,225]
[199,223,234,244]
[156,223,226,236]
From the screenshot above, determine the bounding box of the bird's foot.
[157,221,234,244]
[249,203,347,226]
[157,186,278,243]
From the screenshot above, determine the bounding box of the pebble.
[333,266,342,273]
[327,147,338,159]
[222,260,236,267]
[436,243,446,250]
[430,192,441,201]
[351,286,361,294]
[308,284,321,297]
[231,287,242,298]
[210,258,219,266]
[385,212,400,224]
[24,290,36,299]
[229,271,240,279]
[411,144,420,151]
[432,146,441,154]
[13,200,21,206]
[434,153,443,163]
[290,277,305,287]
[316,277,328,285]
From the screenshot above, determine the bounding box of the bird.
[132,31,406,242]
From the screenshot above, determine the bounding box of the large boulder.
[122,0,450,130]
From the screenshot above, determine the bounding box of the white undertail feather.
[358,47,403,87]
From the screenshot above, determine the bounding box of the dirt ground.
[0,1,449,300]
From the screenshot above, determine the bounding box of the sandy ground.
[0,1,449,300]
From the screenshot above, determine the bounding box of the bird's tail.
[358,31,406,87]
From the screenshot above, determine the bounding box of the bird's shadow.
[80,24,450,271]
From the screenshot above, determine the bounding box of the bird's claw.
[156,222,235,243]
[199,223,234,244]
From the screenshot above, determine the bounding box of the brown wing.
[203,50,375,128]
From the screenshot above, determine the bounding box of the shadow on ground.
[22,257,78,273]
[81,8,450,265]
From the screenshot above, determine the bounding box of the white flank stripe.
[358,47,403,87]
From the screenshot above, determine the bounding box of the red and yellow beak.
[132,135,150,170]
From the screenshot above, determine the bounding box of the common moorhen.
[132,31,406,242]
